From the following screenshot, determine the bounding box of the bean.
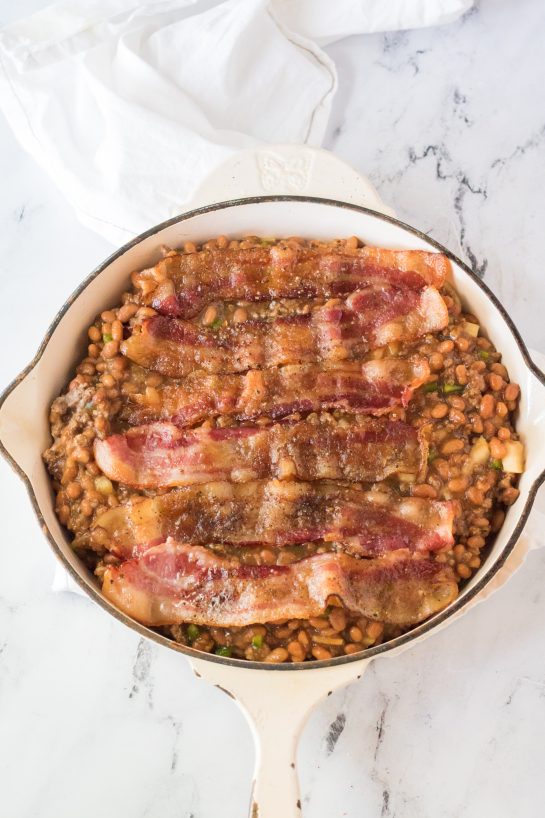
[344,644,361,655]
[203,306,218,326]
[88,344,99,358]
[479,394,495,418]
[453,544,466,560]
[287,641,305,661]
[457,563,471,579]
[111,320,123,342]
[438,340,454,353]
[298,629,310,649]
[450,396,466,410]
[101,374,115,389]
[489,437,506,459]
[489,373,505,391]
[467,486,485,505]
[467,535,485,548]
[88,326,101,342]
[329,608,346,632]
[80,499,93,517]
[491,363,508,378]
[57,504,70,524]
[455,364,468,385]
[233,308,248,324]
[448,476,469,493]
[184,241,197,253]
[348,626,363,642]
[483,420,496,438]
[449,409,466,425]
[260,549,276,565]
[469,556,481,569]
[309,617,329,631]
[456,336,470,352]
[431,403,448,419]
[412,483,437,499]
[311,646,332,661]
[264,648,289,664]
[137,307,157,319]
[497,427,511,441]
[66,482,82,500]
[216,235,229,249]
[504,383,520,401]
[441,438,464,455]
[429,352,444,371]
[102,340,119,359]
[501,487,520,505]
[73,447,90,464]
[366,622,384,641]
[496,401,508,418]
[118,303,139,322]
[471,415,484,434]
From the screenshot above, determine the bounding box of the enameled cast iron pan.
[1,147,544,818]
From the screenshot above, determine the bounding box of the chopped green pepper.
[490,458,503,470]
[442,383,465,395]
[423,382,439,393]
[84,401,94,410]
[478,350,490,361]
[251,634,264,649]
[187,624,200,642]
[102,333,113,343]
[428,449,438,464]
[215,646,232,657]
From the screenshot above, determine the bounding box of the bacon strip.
[95,480,455,559]
[122,287,448,378]
[94,418,426,489]
[148,245,450,318]
[123,358,430,426]
[102,540,459,627]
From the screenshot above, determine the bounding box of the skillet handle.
[188,655,370,817]
[181,144,395,217]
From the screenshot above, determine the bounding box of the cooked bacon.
[95,480,455,559]
[94,418,426,489]
[122,286,447,378]
[123,358,430,426]
[147,245,450,318]
[101,540,458,627]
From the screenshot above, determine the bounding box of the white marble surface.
[1,1,545,816]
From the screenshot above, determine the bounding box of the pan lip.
[1,193,544,673]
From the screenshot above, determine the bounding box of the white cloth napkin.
[0,0,471,245]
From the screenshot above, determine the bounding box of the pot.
[1,146,544,818]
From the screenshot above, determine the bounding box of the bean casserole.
[44,236,524,663]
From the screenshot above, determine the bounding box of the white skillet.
[1,146,544,818]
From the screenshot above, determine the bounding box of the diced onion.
[502,440,525,473]
[94,476,114,495]
[463,436,490,474]
[461,321,480,337]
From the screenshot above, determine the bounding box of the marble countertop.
[1,1,545,816]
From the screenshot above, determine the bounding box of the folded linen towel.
[0,0,471,244]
